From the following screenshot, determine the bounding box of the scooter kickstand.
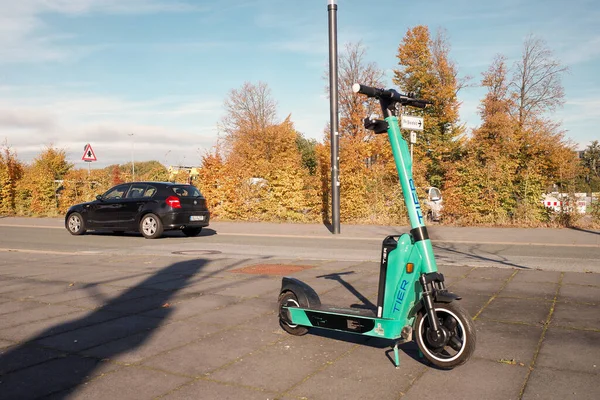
[393,342,400,369]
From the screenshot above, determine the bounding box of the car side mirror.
[96,195,103,201]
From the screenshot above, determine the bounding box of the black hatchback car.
[65,182,210,239]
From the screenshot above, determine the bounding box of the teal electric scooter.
[277,83,476,369]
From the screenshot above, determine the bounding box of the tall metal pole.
[328,0,340,234]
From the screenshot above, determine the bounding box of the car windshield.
[171,185,202,197]
[103,185,129,200]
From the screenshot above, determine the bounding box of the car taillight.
[166,196,181,209]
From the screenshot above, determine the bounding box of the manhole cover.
[172,250,222,255]
[231,264,315,276]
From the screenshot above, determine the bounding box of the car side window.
[172,185,201,197]
[126,184,148,199]
[143,186,157,198]
[104,185,130,200]
[173,187,187,197]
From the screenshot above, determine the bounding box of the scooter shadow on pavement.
[569,226,600,236]
[308,272,433,368]
[308,327,431,368]
[434,243,531,269]
[316,271,376,311]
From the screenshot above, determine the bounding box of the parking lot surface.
[1,241,598,399]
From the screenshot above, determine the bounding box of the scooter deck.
[311,304,377,318]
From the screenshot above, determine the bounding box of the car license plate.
[190,216,204,221]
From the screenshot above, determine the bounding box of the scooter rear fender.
[280,277,322,309]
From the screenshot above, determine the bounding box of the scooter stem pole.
[385,116,438,273]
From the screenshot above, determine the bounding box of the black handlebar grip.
[354,83,432,109]
[352,83,381,98]
[409,100,429,109]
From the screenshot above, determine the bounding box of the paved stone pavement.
[0,250,598,399]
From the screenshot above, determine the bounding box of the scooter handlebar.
[352,83,382,98]
[352,83,431,109]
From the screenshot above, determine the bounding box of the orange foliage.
[0,144,24,215]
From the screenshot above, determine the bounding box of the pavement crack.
[518,271,564,399]
[276,343,361,399]
[396,365,429,399]
[473,269,518,320]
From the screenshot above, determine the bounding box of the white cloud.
[0,0,204,64]
[0,108,57,130]
[0,88,223,167]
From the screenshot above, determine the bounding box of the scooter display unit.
[277,83,476,369]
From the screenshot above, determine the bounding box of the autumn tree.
[296,134,318,175]
[196,146,226,217]
[0,144,24,215]
[111,165,123,185]
[444,56,519,223]
[142,163,169,182]
[33,146,73,180]
[506,36,575,221]
[321,42,410,223]
[172,169,191,184]
[511,35,567,128]
[257,118,319,220]
[18,146,73,216]
[446,36,576,225]
[209,81,318,221]
[58,167,113,213]
[579,141,600,192]
[221,81,277,147]
[58,169,89,213]
[393,26,466,189]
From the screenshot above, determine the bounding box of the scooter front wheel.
[278,291,308,336]
[415,301,476,369]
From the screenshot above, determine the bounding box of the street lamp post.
[128,133,135,181]
[328,0,340,234]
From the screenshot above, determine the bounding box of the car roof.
[127,182,178,185]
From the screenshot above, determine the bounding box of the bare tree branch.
[510,35,568,127]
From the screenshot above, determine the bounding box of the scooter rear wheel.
[278,291,308,336]
[415,301,476,369]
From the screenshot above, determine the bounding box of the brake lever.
[363,116,389,134]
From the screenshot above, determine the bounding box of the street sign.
[81,143,97,162]
[400,115,424,131]
[410,131,417,144]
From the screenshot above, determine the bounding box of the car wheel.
[139,213,164,239]
[182,227,202,237]
[66,212,86,235]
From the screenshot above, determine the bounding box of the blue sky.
[0,0,598,168]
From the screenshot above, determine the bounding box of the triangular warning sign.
[81,144,97,162]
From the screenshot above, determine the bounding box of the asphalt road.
[0,218,599,399]
[0,218,599,273]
